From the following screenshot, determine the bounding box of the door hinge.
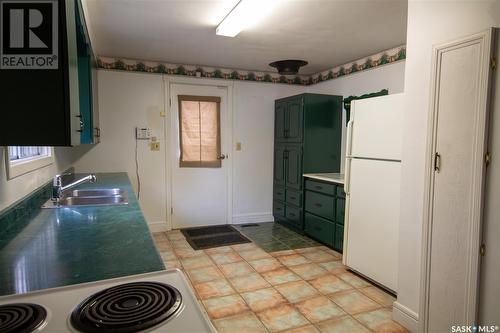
[434,152,441,173]
[485,152,491,167]
[169,98,172,107]
[170,207,173,215]
[480,243,486,256]
[491,56,497,71]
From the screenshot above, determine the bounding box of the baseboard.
[148,221,169,233]
[393,301,419,332]
[232,213,275,225]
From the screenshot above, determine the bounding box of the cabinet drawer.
[305,213,334,246]
[336,198,345,225]
[336,185,345,198]
[286,190,302,207]
[273,201,285,218]
[334,224,344,252]
[274,187,285,202]
[305,191,334,220]
[285,205,302,228]
[305,179,336,195]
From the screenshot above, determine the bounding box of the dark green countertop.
[0,173,164,296]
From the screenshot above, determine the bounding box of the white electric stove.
[0,269,216,333]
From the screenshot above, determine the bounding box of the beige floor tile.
[301,249,339,263]
[229,273,271,292]
[309,274,353,295]
[240,288,287,312]
[186,266,224,284]
[239,248,273,261]
[257,304,309,332]
[159,250,176,261]
[274,280,319,303]
[174,247,205,259]
[354,308,409,333]
[166,232,185,241]
[181,255,214,270]
[289,263,329,280]
[261,267,302,285]
[154,240,172,251]
[277,253,311,266]
[295,296,346,323]
[202,294,249,319]
[269,249,296,257]
[152,232,168,242]
[295,246,322,254]
[318,261,347,275]
[194,279,235,299]
[316,316,370,333]
[209,252,243,265]
[337,272,372,288]
[204,246,234,255]
[219,261,255,278]
[279,325,320,333]
[171,239,192,249]
[329,290,380,315]
[359,286,396,307]
[163,260,182,269]
[213,312,268,333]
[248,257,283,273]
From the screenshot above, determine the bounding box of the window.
[5,146,54,179]
[178,95,221,168]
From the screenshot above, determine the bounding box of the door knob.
[217,154,227,160]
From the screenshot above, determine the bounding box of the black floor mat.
[180,225,251,250]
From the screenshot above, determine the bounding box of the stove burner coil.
[0,303,47,333]
[70,282,182,333]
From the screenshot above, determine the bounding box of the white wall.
[396,1,500,331]
[307,61,406,172]
[73,70,303,229]
[0,147,82,212]
[73,71,167,230]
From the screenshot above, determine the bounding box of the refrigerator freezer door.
[350,94,404,161]
[344,158,400,292]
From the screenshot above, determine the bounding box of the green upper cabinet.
[272,93,343,232]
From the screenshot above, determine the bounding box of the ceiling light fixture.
[216,0,279,37]
[269,60,308,75]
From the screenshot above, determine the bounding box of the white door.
[170,83,229,228]
[422,30,494,332]
[349,94,404,160]
[344,158,400,292]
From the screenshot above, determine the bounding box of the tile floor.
[152,222,408,333]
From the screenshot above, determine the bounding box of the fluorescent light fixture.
[216,0,279,37]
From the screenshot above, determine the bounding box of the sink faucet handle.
[90,174,97,183]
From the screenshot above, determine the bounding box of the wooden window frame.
[178,95,222,168]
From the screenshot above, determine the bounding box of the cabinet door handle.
[289,213,295,217]
[315,186,323,190]
[290,196,296,200]
[315,203,323,207]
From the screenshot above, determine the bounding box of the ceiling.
[84,0,408,75]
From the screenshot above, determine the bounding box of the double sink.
[42,188,129,209]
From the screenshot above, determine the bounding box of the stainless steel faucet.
[52,173,97,201]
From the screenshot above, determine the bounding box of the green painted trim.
[343,89,390,125]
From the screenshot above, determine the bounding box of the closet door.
[422,29,494,333]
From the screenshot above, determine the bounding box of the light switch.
[236,142,241,151]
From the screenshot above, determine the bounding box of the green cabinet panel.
[273,145,286,186]
[285,145,303,190]
[305,179,336,196]
[275,101,287,141]
[304,213,334,246]
[336,186,345,198]
[274,186,285,202]
[305,191,335,220]
[286,97,303,142]
[334,224,344,251]
[285,205,302,229]
[286,189,302,207]
[273,201,285,218]
[336,197,345,226]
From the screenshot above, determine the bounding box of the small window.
[5,146,54,179]
[178,95,221,168]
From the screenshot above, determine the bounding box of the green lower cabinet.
[304,213,334,247]
[336,197,345,225]
[273,201,285,218]
[285,205,303,229]
[334,224,344,251]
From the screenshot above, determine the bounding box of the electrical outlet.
[236,142,241,151]
[151,142,160,151]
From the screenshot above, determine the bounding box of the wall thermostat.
[135,127,151,140]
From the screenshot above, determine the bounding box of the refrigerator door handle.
[346,119,354,157]
[345,157,352,194]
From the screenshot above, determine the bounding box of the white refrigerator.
[343,93,404,292]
